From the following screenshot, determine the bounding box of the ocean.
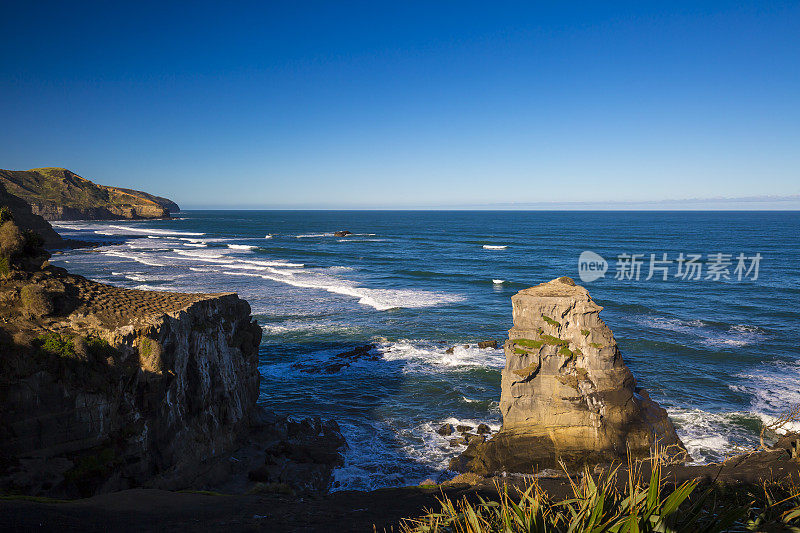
[49,210,800,490]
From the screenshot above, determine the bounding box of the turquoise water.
[50,211,800,490]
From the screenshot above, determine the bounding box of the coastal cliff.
[0,167,179,220]
[452,276,684,475]
[0,182,65,248]
[0,209,345,498]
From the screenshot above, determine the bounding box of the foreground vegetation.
[400,454,800,533]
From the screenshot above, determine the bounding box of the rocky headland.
[0,167,179,220]
[451,276,685,475]
[0,203,345,499]
[1,204,799,531]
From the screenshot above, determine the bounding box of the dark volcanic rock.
[437,424,454,436]
[477,340,497,349]
[476,423,491,435]
[245,417,346,493]
[333,230,352,237]
[292,344,379,374]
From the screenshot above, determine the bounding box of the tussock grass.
[399,448,800,532]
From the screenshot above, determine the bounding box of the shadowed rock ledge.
[451,276,685,475]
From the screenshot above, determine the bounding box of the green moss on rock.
[541,314,560,327]
[515,338,545,349]
[540,334,569,346]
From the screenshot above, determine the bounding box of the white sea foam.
[239,259,304,268]
[261,320,362,336]
[634,316,765,347]
[378,341,505,371]
[296,233,331,238]
[736,359,800,428]
[100,250,166,267]
[171,249,227,260]
[264,234,273,239]
[482,245,507,250]
[492,279,504,284]
[108,225,205,236]
[668,408,762,464]
[183,242,207,247]
[227,244,257,251]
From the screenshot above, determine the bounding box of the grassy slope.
[0,168,178,216]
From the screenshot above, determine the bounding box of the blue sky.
[1,1,798,208]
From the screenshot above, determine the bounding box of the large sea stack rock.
[451,276,684,475]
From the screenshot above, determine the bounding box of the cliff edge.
[0,167,179,220]
[0,209,345,498]
[452,276,685,475]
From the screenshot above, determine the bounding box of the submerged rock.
[292,343,379,374]
[451,276,685,475]
[333,230,352,237]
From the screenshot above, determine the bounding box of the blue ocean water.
[49,211,800,490]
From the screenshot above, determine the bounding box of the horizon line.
[177,194,800,211]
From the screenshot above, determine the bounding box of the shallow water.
[50,210,800,490]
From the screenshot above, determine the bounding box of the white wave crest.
[378,340,505,371]
[108,225,205,236]
[482,245,507,250]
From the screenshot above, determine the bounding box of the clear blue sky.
[1,1,798,208]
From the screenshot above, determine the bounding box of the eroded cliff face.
[452,277,684,475]
[0,202,345,498]
[0,267,264,496]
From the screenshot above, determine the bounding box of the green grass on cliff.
[36,333,76,358]
[541,314,561,327]
[539,334,569,346]
[34,333,114,361]
[0,167,172,215]
[515,339,545,350]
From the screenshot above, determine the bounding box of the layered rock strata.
[0,212,345,497]
[452,276,684,475]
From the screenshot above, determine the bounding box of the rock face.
[0,181,65,248]
[0,167,179,220]
[0,269,262,496]
[0,224,345,497]
[451,277,684,475]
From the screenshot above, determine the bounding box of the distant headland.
[0,167,179,221]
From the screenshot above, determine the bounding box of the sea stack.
[451,276,684,475]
